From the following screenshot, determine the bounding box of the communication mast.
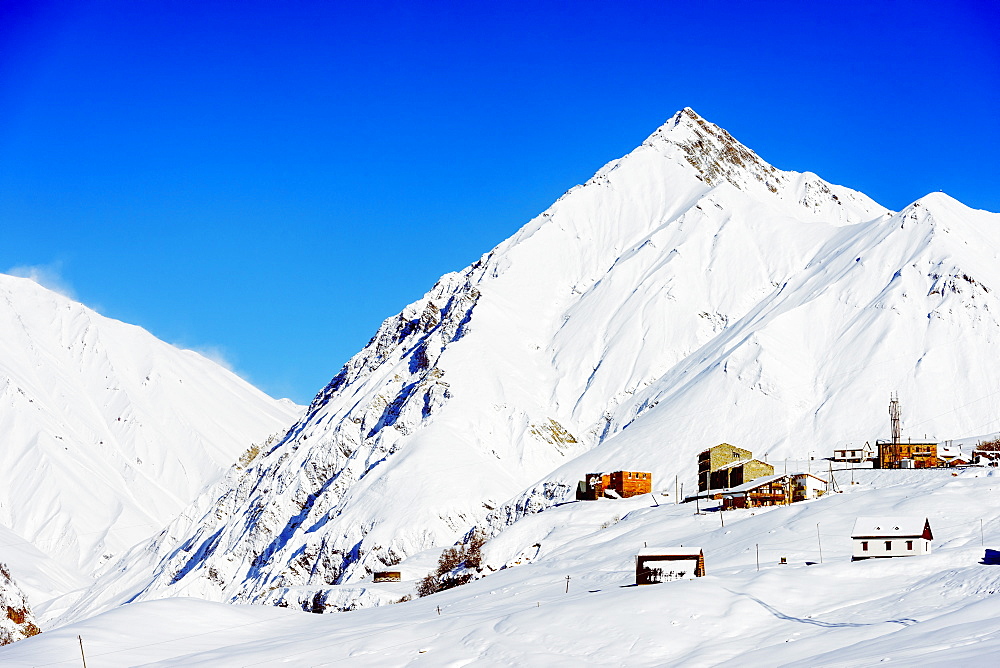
[890,393,901,446]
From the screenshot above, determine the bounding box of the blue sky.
[1,0,997,403]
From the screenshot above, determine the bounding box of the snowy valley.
[4,108,1000,666]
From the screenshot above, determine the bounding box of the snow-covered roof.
[638,547,702,557]
[852,517,931,538]
[723,472,826,495]
[835,441,871,449]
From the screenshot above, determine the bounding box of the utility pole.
[817,523,824,564]
[565,575,571,593]
[720,508,725,528]
[675,475,679,504]
[78,635,88,668]
[756,544,760,572]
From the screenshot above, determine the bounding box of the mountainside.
[62,108,1000,621]
[0,274,301,603]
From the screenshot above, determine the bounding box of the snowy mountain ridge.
[56,108,1000,626]
[0,273,301,620]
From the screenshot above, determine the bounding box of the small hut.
[636,547,705,584]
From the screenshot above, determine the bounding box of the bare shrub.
[416,530,486,597]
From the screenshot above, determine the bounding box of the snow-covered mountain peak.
[614,108,885,225]
[642,106,782,190]
[902,191,983,220]
[58,110,1000,626]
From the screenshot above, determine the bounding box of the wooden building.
[698,444,752,492]
[722,472,826,510]
[372,571,402,582]
[636,547,705,584]
[876,440,938,469]
[576,471,651,500]
[607,470,652,497]
[851,517,933,560]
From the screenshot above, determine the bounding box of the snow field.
[6,467,1000,666]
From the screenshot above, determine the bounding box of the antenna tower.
[889,393,901,446]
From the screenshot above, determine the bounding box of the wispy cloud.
[187,344,236,372]
[6,262,77,299]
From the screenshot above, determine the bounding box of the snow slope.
[61,108,1000,626]
[6,468,1000,666]
[0,274,301,613]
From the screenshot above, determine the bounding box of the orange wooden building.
[576,471,652,500]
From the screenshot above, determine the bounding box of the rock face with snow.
[0,564,40,645]
[0,273,301,584]
[67,108,1000,618]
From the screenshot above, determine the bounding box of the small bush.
[417,530,486,597]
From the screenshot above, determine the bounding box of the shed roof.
[851,517,932,538]
[715,458,771,472]
[638,547,703,557]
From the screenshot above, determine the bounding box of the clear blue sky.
[1,0,997,403]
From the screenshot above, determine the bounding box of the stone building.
[698,443,752,492]
[709,458,774,491]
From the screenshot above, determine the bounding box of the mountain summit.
[63,110,1000,620]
